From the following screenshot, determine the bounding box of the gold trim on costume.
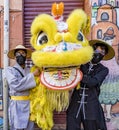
[11,96,29,100]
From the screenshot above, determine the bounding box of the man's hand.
[33,68,40,76]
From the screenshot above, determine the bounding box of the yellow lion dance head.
[29,3,93,130]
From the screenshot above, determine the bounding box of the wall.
[0,0,23,67]
[84,0,92,39]
[91,0,119,129]
[0,0,22,10]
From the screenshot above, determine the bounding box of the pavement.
[34,124,66,130]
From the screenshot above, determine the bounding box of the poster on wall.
[91,0,119,129]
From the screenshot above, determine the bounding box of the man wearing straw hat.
[66,39,115,130]
[5,45,40,130]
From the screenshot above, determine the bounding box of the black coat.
[67,63,108,130]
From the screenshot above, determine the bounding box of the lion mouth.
[40,67,82,90]
[41,42,82,52]
[32,44,93,68]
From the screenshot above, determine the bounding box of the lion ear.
[82,16,90,35]
[66,9,88,37]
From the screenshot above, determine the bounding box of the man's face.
[94,46,106,56]
[15,50,27,57]
[91,45,106,64]
[15,50,27,66]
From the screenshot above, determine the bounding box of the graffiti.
[91,0,119,129]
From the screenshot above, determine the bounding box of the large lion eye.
[37,31,48,45]
[77,31,84,41]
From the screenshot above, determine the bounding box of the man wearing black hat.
[66,39,115,130]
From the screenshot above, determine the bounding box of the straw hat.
[89,39,115,60]
[8,45,32,59]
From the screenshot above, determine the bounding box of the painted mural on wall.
[91,0,119,129]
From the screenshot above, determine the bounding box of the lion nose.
[55,32,72,43]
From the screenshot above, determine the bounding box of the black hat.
[89,39,115,60]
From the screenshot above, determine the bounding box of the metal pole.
[3,0,9,129]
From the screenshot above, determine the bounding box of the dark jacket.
[67,62,108,129]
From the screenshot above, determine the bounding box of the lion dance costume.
[29,2,93,130]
